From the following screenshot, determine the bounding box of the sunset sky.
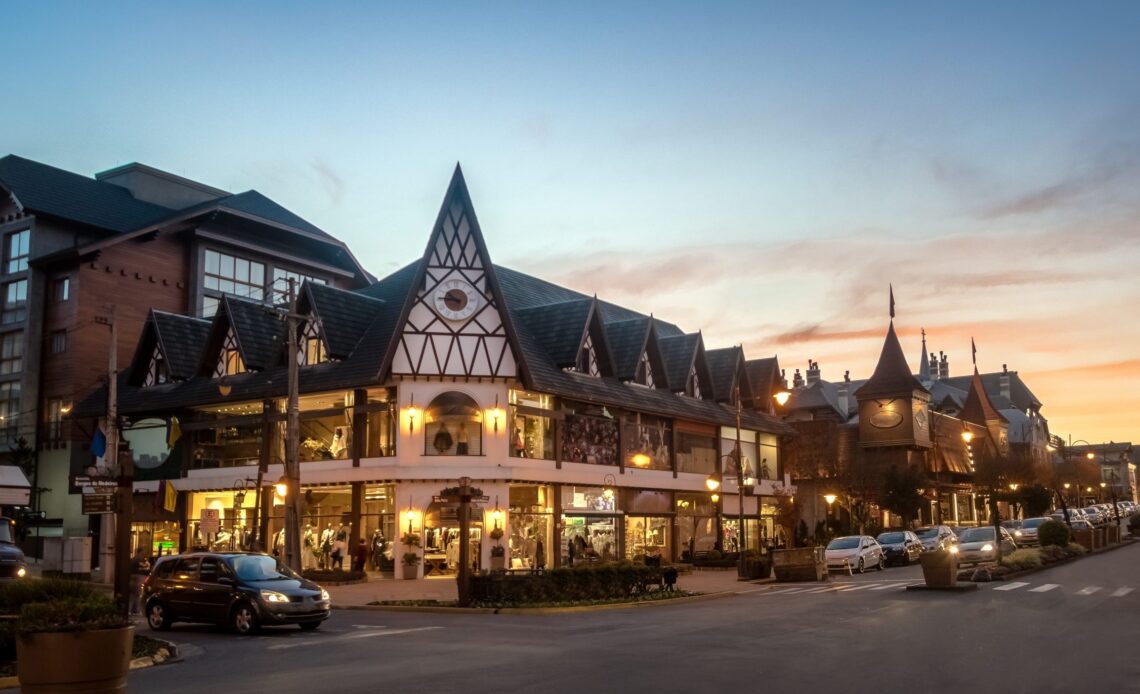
[4,2,1138,443]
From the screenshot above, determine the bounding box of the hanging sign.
[200,509,221,536]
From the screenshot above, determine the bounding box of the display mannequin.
[302,525,316,570]
[319,524,334,568]
[456,422,469,455]
[273,528,285,557]
[370,529,386,570]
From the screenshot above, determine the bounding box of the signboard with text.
[82,493,119,514]
[199,509,221,536]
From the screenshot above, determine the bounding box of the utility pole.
[282,279,302,571]
[98,307,133,615]
[735,385,745,575]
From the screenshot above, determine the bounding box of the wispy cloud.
[310,159,344,206]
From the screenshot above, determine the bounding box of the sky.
[4,2,1139,444]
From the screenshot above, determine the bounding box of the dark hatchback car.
[142,552,329,635]
[0,518,27,580]
[875,530,924,566]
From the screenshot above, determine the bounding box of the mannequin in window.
[456,422,469,455]
[329,429,347,459]
[370,529,387,570]
[302,524,316,570]
[513,421,526,458]
[433,423,453,454]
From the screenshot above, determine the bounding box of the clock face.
[433,279,480,321]
[913,404,927,432]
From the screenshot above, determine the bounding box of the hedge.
[1037,520,1069,547]
[470,562,666,605]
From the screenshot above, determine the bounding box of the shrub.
[1037,545,1067,562]
[1064,542,1087,557]
[0,578,96,615]
[1037,520,1069,547]
[401,532,421,547]
[489,528,504,541]
[402,552,421,566]
[1128,513,1140,534]
[705,549,723,562]
[999,549,1043,571]
[18,595,127,635]
[470,561,663,605]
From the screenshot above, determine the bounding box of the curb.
[971,538,1135,583]
[333,590,732,615]
[0,637,180,690]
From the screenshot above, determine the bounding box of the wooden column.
[552,483,562,568]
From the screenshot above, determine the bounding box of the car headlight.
[981,543,993,552]
[261,590,290,603]
[948,545,959,554]
[1014,531,1022,537]
[15,566,25,578]
[320,589,330,601]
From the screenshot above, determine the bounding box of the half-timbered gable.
[389,166,521,379]
[196,295,284,378]
[706,346,754,405]
[660,333,712,400]
[127,310,211,387]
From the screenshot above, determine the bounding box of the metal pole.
[283,279,302,571]
[108,306,134,617]
[735,386,745,574]
[457,477,472,608]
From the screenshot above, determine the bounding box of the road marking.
[870,583,903,591]
[1076,586,1102,596]
[840,583,881,591]
[734,588,764,595]
[266,626,442,650]
[1111,587,1133,597]
[994,582,1029,592]
[800,585,839,593]
[1029,584,1060,593]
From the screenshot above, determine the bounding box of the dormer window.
[570,334,600,377]
[635,352,655,388]
[144,345,169,386]
[215,327,245,377]
[686,364,701,398]
[299,319,326,365]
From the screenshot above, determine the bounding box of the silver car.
[1015,517,1051,546]
[914,525,958,552]
[825,535,885,574]
[957,526,1017,566]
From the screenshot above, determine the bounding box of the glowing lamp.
[705,476,721,492]
[710,493,720,503]
[274,477,288,498]
[823,494,837,506]
[961,431,974,443]
[1086,452,1096,460]
[773,391,791,407]
[630,453,652,468]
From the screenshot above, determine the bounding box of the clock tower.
[854,316,932,450]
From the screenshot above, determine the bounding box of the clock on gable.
[433,278,481,322]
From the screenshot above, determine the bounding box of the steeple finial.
[918,328,931,382]
[971,337,977,369]
[889,284,895,320]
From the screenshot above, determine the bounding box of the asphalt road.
[130,544,1140,694]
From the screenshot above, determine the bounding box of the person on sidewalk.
[352,538,368,572]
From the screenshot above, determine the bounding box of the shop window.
[676,429,717,475]
[624,516,671,562]
[622,414,672,471]
[561,515,617,565]
[720,430,760,484]
[4,230,28,274]
[560,485,618,512]
[560,409,618,466]
[424,391,482,456]
[365,388,396,457]
[508,389,555,460]
[52,277,70,302]
[758,433,779,480]
[214,327,245,377]
[1,280,26,324]
[0,331,21,375]
[298,391,355,461]
[144,345,169,386]
[189,401,264,470]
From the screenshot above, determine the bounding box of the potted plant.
[919,548,958,587]
[16,591,133,692]
[401,532,422,580]
[489,527,506,570]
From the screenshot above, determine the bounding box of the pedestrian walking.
[352,538,368,572]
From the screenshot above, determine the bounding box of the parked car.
[956,526,1017,566]
[1081,507,1105,526]
[0,518,27,581]
[1015,517,1051,546]
[914,525,958,552]
[143,552,330,635]
[825,536,885,573]
[876,530,924,566]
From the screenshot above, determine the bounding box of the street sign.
[200,508,221,536]
[82,493,118,514]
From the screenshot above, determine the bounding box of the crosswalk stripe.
[1076,586,1102,596]
[801,585,839,593]
[870,583,903,591]
[770,586,818,594]
[994,582,1029,592]
[841,583,880,591]
[1111,587,1133,597]
[1029,584,1060,593]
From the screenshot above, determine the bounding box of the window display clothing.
[370,531,387,570]
[302,526,317,570]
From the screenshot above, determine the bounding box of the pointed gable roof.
[128,310,211,385]
[918,329,931,382]
[958,369,1008,425]
[383,164,528,382]
[301,281,385,359]
[705,346,752,404]
[854,322,928,399]
[604,316,653,381]
[198,295,284,375]
[515,298,594,369]
[745,356,782,410]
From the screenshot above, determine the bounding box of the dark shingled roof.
[745,357,780,407]
[958,369,1008,425]
[514,299,593,369]
[942,371,1041,411]
[152,311,212,381]
[218,295,286,372]
[854,322,928,399]
[219,190,332,239]
[605,317,650,381]
[304,282,385,359]
[659,333,701,391]
[705,346,743,402]
[0,154,173,233]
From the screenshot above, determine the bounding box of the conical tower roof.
[958,368,1007,425]
[918,328,931,382]
[854,322,928,399]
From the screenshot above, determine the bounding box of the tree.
[880,464,925,526]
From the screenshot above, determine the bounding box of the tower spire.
[918,327,931,382]
[889,284,895,320]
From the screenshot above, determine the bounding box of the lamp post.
[823,494,837,537]
[705,472,722,551]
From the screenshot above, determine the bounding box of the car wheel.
[146,601,171,632]
[877,556,886,571]
[231,602,260,635]
[299,621,321,631]
[856,557,865,574]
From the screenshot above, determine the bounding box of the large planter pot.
[17,625,134,693]
[772,547,826,582]
[1093,527,1106,548]
[1106,525,1120,544]
[738,557,771,580]
[490,555,506,571]
[402,563,419,580]
[1072,529,1094,551]
[919,550,957,587]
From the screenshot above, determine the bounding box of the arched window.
[424,391,483,456]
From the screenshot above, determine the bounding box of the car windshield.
[227,555,299,581]
[877,532,905,544]
[915,528,940,538]
[959,527,995,543]
[1022,518,1048,529]
[827,538,860,550]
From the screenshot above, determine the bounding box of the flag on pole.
[167,416,182,450]
[162,480,177,512]
[90,426,107,459]
[889,284,895,319]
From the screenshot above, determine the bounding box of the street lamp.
[823,494,837,536]
[773,391,791,407]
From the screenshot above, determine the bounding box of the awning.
[0,465,31,506]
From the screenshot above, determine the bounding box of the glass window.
[508,389,554,460]
[509,485,553,570]
[622,414,672,471]
[758,433,779,481]
[561,515,617,565]
[198,557,223,583]
[560,485,617,512]
[365,388,396,458]
[300,319,326,365]
[624,516,671,561]
[214,327,245,377]
[297,391,355,461]
[202,295,220,318]
[50,330,66,354]
[52,277,70,302]
[45,398,64,441]
[0,332,21,374]
[720,430,759,483]
[271,269,324,304]
[202,249,265,307]
[144,345,169,386]
[676,429,717,475]
[2,280,27,324]
[424,391,482,456]
[173,556,200,580]
[561,411,618,466]
[5,230,28,274]
[0,382,19,442]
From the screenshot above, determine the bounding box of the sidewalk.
[325,567,756,607]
